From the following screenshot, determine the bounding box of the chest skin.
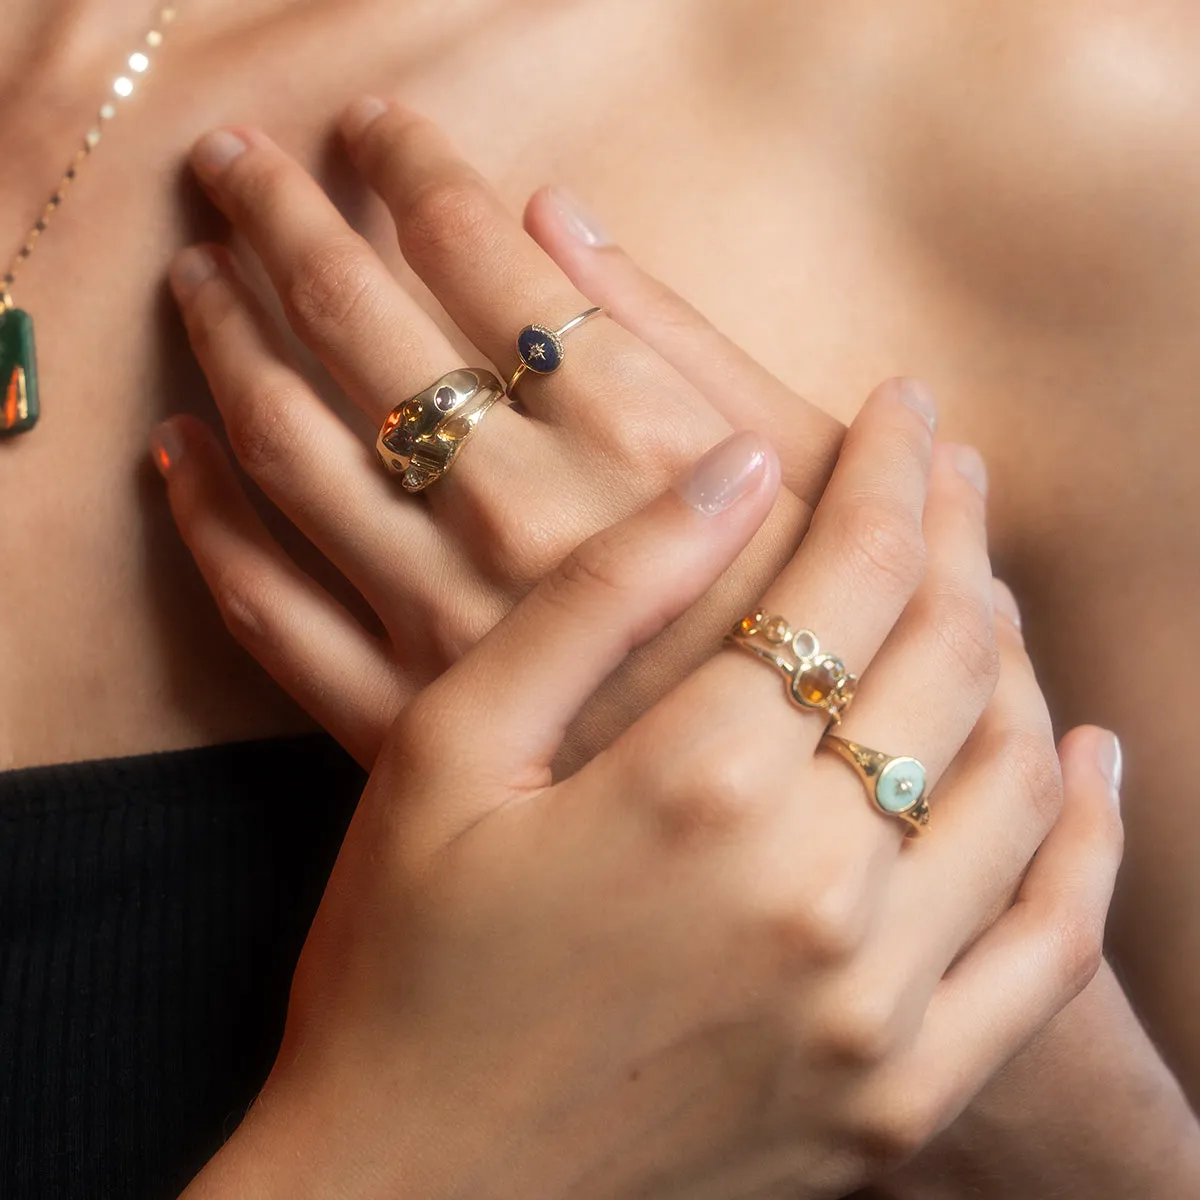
[0,0,1191,772]
[4,0,1200,1115]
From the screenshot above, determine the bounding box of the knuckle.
[927,586,1000,690]
[855,1088,944,1168]
[998,727,1064,827]
[649,751,765,848]
[470,500,574,590]
[1060,916,1104,993]
[224,381,305,484]
[544,527,633,611]
[819,987,904,1067]
[837,499,926,596]
[209,564,274,653]
[387,692,451,775]
[185,276,240,357]
[284,240,381,343]
[1048,909,1107,998]
[758,880,867,974]
[401,174,493,259]
[228,156,295,220]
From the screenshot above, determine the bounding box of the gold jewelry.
[1,4,181,438]
[821,733,930,836]
[724,610,856,723]
[506,306,603,396]
[377,368,507,492]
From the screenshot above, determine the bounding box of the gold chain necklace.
[0,4,180,438]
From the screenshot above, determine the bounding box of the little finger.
[171,244,453,608]
[151,416,407,767]
[866,725,1123,1147]
[817,444,998,833]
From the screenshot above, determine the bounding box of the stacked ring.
[820,733,931,836]
[506,306,603,397]
[376,367,507,492]
[725,610,856,724]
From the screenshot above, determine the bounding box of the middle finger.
[191,125,495,432]
[341,100,690,431]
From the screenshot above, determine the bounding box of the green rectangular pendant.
[0,308,39,436]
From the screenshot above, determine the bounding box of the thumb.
[394,431,780,799]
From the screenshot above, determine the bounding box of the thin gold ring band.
[506,306,604,396]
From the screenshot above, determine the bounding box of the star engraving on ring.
[527,342,548,361]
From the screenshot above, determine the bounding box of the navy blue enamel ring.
[506,306,604,396]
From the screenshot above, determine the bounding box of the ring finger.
[340,100,716,443]
[188,124,530,479]
[816,442,998,835]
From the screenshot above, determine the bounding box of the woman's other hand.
[182,394,1121,1200]
[154,100,843,770]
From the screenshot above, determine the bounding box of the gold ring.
[376,367,507,492]
[724,609,856,724]
[821,733,931,836]
[506,306,603,396]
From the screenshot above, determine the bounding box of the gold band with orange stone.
[724,610,857,725]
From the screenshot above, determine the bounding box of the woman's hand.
[182,396,1122,1200]
[154,99,844,770]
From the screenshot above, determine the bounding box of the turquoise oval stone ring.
[821,733,931,836]
[506,306,603,397]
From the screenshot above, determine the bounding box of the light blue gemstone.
[875,757,926,814]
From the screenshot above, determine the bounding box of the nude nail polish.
[1097,732,1123,807]
[949,444,988,496]
[170,246,217,304]
[191,129,247,181]
[896,378,937,430]
[549,187,611,247]
[676,431,768,515]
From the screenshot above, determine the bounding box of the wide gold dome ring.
[376,367,507,492]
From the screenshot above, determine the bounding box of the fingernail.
[992,578,1022,630]
[1097,732,1123,807]
[151,420,185,479]
[896,377,937,431]
[949,444,988,496]
[677,431,768,515]
[341,96,389,141]
[192,129,248,181]
[548,186,611,248]
[171,246,218,304]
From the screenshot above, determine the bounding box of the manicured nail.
[171,246,218,303]
[896,378,937,431]
[192,129,248,181]
[950,444,988,496]
[1097,731,1123,807]
[151,420,185,479]
[549,186,611,248]
[341,96,390,141]
[677,431,768,515]
[992,578,1022,630]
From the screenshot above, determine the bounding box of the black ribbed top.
[0,734,366,1199]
